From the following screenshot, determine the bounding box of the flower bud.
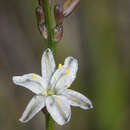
[35,6,44,24]
[63,0,80,17]
[49,0,52,8]
[54,4,64,25]
[53,25,63,42]
[39,24,48,39]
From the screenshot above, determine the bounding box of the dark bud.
[54,25,63,42]
[49,0,52,8]
[54,4,64,25]
[63,0,80,17]
[35,6,44,25]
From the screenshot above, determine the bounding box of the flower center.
[47,89,56,96]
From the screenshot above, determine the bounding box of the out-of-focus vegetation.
[0,0,129,130]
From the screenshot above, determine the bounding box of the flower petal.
[41,48,56,81]
[12,73,46,94]
[63,89,93,110]
[19,95,45,123]
[46,95,71,125]
[50,56,78,91]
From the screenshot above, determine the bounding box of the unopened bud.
[39,24,48,39]
[49,0,52,8]
[35,6,44,24]
[54,4,64,25]
[63,0,80,17]
[54,25,63,42]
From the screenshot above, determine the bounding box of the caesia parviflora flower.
[12,48,93,125]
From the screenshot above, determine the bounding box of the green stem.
[41,1,55,130]
[42,0,56,56]
[45,112,54,130]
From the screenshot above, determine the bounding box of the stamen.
[32,75,37,79]
[58,64,62,68]
[65,69,69,74]
[65,84,71,88]
[56,99,60,104]
[47,89,56,96]
[41,90,45,95]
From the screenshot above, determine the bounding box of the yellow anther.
[56,99,60,104]
[65,69,70,74]
[32,75,37,79]
[58,64,62,68]
[65,84,71,88]
[41,90,45,95]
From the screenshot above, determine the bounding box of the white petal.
[50,57,78,91]
[46,95,71,125]
[41,48,56,81]
[63,89,93,110]
[12,73,46,94]
[19,95,45,123]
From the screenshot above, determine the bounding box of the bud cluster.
[35,0,80,43]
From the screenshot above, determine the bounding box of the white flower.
[12,48,93,125]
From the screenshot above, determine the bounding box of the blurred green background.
[0,0,129,130]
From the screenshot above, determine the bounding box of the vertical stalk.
[45,112,54,130]
[41,0,55,130]
[42,0,56,55]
